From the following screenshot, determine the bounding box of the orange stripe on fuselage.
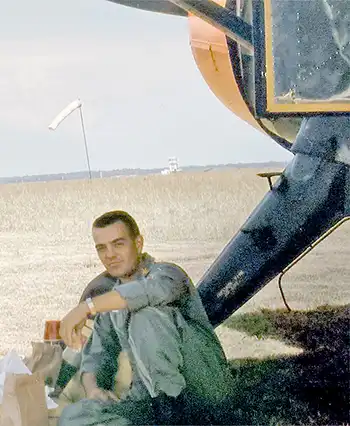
[188,0,265,134]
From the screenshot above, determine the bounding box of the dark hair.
[92,210,140,239]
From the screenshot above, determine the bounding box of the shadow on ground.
[223,305,349,425]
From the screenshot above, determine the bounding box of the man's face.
[92,221,143,278]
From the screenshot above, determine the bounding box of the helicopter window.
[254,0,350,114]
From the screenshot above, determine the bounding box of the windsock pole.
[78,106,92,180]
[48,98,92,181]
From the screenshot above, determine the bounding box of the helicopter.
[106,0,350,327]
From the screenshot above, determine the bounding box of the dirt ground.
[0,172,349,358]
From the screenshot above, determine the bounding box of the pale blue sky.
[0,0,292,177]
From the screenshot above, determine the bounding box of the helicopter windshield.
[268,0,350,109]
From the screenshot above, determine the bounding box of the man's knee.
[128,306,181,351]
[131,306,162,322]
[129,306,182,347]
[129,306,176,330]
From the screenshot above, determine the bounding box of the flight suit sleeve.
[80,312,121,389]
[114,264,189,312]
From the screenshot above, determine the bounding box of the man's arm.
[60,264,189,347]
[92,263,189,313]
[115,263,189,310]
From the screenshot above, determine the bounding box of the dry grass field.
[0,168,349,424]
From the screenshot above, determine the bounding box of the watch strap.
[85,297,97,316]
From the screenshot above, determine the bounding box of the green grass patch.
[223,305,349,425]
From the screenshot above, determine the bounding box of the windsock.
[48,99,82,130]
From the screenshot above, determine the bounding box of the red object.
[43,320,61,341]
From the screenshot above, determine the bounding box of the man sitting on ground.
[59,210,234,425]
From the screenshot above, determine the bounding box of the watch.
[85,297,97,316]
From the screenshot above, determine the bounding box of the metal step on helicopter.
[107,0,349,326]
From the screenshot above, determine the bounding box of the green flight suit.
[59,254,234,425]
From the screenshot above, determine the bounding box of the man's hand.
[87,387,119,402]
[60,303,89,349]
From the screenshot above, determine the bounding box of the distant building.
[161,157,181,175]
